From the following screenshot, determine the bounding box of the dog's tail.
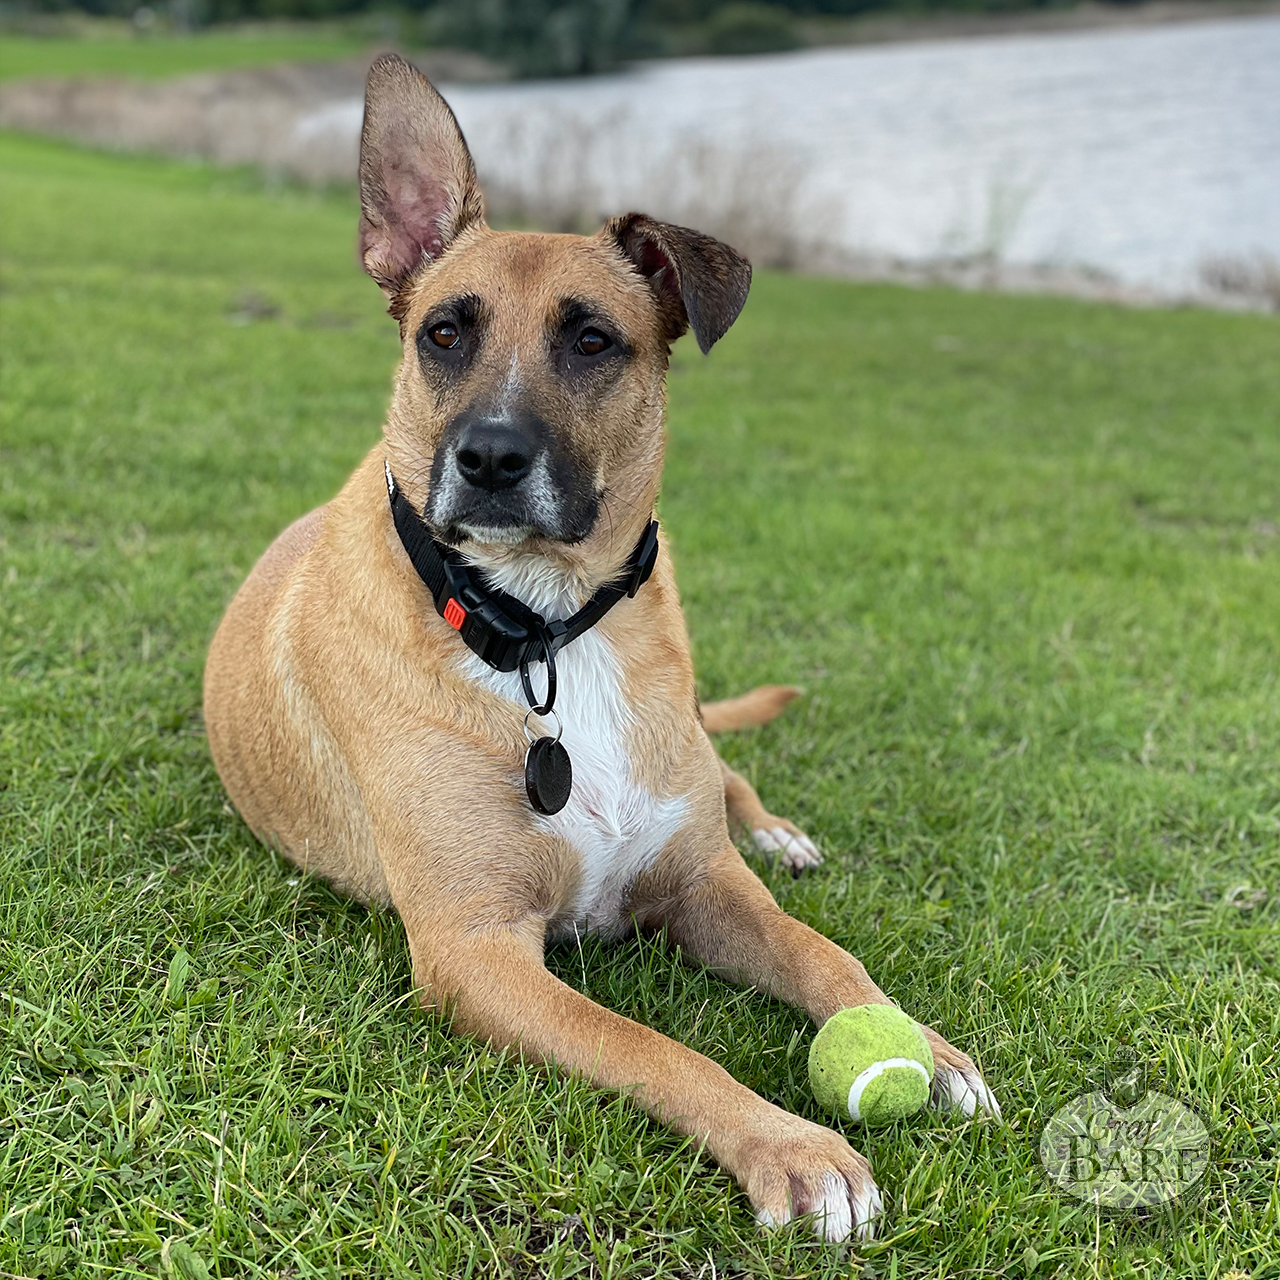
[701,685,802,733]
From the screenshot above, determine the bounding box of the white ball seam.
[846,1057,932,1122]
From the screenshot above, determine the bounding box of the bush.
[702,2,800,54]
[428,0,638,77]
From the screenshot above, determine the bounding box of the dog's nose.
[454,422,534,492]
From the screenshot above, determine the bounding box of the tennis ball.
[808,1005,935,1126]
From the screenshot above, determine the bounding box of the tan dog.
[204,53,997,1243]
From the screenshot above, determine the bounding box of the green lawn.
[2,132,1279,1279]
[0,29,365,82]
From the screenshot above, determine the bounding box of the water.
[303,16,1280,296]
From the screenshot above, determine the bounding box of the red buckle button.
[443,597,467,630]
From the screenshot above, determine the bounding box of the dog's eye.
[575,330,611,357]
[429,323,460,349]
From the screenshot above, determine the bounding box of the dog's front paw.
[751,819,822,871]
[738,1112,881,1242]
[918,1025,1001,1119]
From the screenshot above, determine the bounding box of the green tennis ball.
[808,1005,935,1126]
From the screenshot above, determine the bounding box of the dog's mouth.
[429,486,600,548]
[440,504,544,548]
[452,518,538,546]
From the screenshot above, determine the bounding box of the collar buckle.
[625,520,660,598]
[387,463,659,680]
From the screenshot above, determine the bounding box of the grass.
[0,28,366,83]
[2,130,1279,1279]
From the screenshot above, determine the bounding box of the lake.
[420,14,1279,299]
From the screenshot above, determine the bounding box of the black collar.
[385,462,659,705]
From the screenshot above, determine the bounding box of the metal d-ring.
[523,705,562,745]
[518,623,557,716]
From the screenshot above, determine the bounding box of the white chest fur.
[456,556,688,936]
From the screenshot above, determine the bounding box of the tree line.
[21,0,1170,77]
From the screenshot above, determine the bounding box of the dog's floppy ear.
[604,213,752,354]
[357,53,485,306]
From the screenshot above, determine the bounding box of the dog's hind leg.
[719,758,822,871]
[701,685,821,870]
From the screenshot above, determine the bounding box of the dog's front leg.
[653,848,1000,1120]
[405,919,881,1241]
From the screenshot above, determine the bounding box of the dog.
[203,53,997,1243]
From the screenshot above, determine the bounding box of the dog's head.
[359,54,751,575]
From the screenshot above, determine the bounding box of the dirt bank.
[0,50,498,183]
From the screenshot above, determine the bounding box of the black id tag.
[525,737,573,815]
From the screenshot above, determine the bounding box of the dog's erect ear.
[604,214,751,354]
[358,53,485,303]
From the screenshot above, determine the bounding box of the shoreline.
[791,0,1280,50]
